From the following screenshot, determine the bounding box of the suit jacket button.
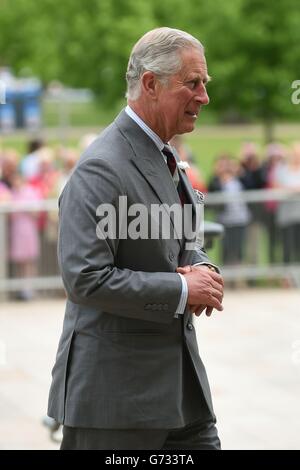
[169,252,174,261]
[187,323,193,330]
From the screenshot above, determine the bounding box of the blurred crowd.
[1,135,300,298]
[0,134,97,299]
[172,138,300,267]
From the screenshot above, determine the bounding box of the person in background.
[0,150,18,285]
[211,157,251,266]
[0,149,19,188]
[20,139,45,180]
[239,142,264,191]
[28,147,58,199]
[275,143,300,264]
[0,180,11,201]
[9,173,41,300]
[208,154,232,193]
[55,147,78,196]
[25,147,59,277]
[260,143,286,264]
[44,147,79,267]
[239,142,264,268]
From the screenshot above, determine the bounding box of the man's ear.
[140,71,158,99]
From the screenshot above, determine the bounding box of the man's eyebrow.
[184,74,212,85]
[187,74,212,84]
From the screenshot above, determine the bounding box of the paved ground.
[0,289,300,450]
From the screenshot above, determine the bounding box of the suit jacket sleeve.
[191,249,220,273]
[58,157,182,324]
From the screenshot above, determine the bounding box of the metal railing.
[1,188,300,297]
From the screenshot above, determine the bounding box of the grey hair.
[126,27,204,101]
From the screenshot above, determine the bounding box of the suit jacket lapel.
[115,110,184,250]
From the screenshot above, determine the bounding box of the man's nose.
[202,90,209,105]
[195,84,209,105]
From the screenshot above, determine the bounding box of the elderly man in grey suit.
[48,27,224,450]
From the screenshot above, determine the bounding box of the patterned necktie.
[162,146,187,206]
[162,145,177,177]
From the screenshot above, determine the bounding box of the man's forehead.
[179,49,209,77]
[180,47,206,61]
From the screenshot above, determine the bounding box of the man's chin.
[181,123,196,134]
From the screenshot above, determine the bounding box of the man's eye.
[188,81,198,89]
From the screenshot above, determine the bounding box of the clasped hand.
[176,265,224,317]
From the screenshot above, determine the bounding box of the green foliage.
[1,0,300,130]
[204,0,300,125]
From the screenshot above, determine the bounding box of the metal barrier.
[205,188,300,286]
[0,199,61,297]
[1,188,300,296]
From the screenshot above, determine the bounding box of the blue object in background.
[0,69,42,131]
[23,87,42,130]
[0,91,16,131]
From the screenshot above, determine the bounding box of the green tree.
[0,0,156,106]
[1,0,300,136]
[192,0,300,141]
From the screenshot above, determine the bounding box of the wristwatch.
[205,264,217,272]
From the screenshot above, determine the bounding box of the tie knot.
[162,146,177,176]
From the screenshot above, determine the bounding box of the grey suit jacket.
[47,109,217,429]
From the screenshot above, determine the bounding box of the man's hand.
[176,265,224,316]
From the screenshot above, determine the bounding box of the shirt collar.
[125,105,166,152]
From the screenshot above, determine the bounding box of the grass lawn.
[186,123,300,180]
[1,101,300,180]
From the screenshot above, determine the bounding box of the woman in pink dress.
[9,174,41,299]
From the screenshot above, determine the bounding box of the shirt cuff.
[193,262,220,273]
[174,273,188,318]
